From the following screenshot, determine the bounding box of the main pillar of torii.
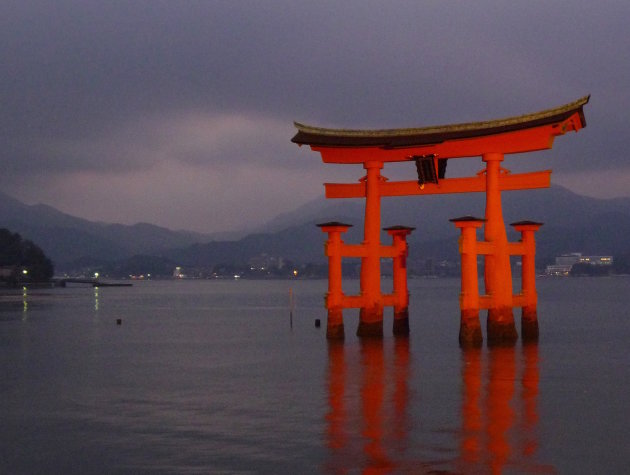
[292,96,589,342]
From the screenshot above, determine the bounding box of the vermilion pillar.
[451,217,484,347]
[318,222,353,339]
[385,226,415,336]
[483,153,517,345]
[511,221,543,341]
[358,161,384,337]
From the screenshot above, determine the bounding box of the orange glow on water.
[325,341,552,473]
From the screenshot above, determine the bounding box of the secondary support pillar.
[385,226,415,336]
[511,221,543,342]
[451,217,484,347]
[483,153,517,346]
[318,222,353,339]
[358,161,384,338]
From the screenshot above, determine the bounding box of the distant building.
[554,253,583,267]
[545,264,573,277]
[248,254,284,272]
[578,255,613,265]
[545,253,613,276]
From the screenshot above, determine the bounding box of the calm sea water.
[1,277,629,474]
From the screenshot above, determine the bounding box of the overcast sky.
[2,1,628,233]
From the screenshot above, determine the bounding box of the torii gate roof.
[292,96,589,162]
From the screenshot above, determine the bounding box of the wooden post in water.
[483,153,517,346]
[451,217,485,347]
[385,225,415,336]
[289,287,295,329]
[511,221,543,342]
[318,222,353,339]
[357,161,384,338]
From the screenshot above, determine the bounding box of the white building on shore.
[545,253,613,276]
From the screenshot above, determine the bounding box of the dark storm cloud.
[1,0,629,231]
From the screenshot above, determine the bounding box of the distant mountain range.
[2,185,630,274]
[0,191,213,268]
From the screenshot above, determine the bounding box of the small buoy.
[116,318,122,325]
[315,319,321,328]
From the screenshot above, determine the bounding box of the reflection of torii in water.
[324,341,552,473]
[293,96,589,345]
[459,344,555,474]
[325,339,411,473]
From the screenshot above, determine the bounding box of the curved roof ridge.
[292,95,589,145]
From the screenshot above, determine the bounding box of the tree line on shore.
[0,228,54,284]
[2,223,629,283]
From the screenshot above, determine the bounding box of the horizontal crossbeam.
[325,170,550,199]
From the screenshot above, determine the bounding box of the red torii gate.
[292,96,589,345]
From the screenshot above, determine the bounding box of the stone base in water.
[356,321,383,338]
[357,307,384,338]
[326,323,345,340]
[326,308,345,340]
[521,307,539,342]
[393,309,410,336]
[487,307,518,346]
[459,308,482,347]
